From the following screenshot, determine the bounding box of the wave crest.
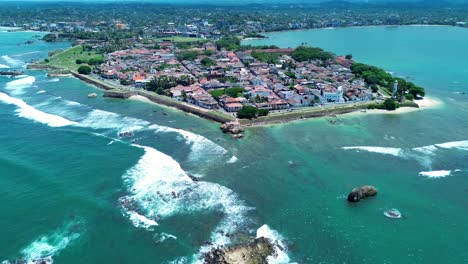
[0,92,77,127]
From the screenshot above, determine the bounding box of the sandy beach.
[349,97,443,116]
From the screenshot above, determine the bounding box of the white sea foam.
[121,145,250,256]
[48,78,60,83]
[79,109,149,133]
[64,100,82,106]
[1,55,24,67]
[227,156,238,164]
[12,51,41,57]
[127,211,158,230]
[419,170,453,178]
[36,90,46,94]
[412,145,438,155]
[0,92,77,127]
[149,124,227,161]
[153,232,177,244]
[256,225,294,264]
[5,75,36,95]
[435,140,468,151]
[0,63,9,68]
[2,220,82,264]
[342,146,402,157]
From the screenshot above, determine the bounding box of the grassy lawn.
[44,45,104,71]
[155,36,206,43]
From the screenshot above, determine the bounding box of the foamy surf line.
[149,124,228,162]
[120,145,250,257]
[257,225,295,264]
[342,146,402,157]
[0,92,77,127]
[1,55,23,67]
[2,220,83,264]
[5,75,36,95]
[0,63,9,68]
[419,169,461,178]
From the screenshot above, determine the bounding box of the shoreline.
[246,24,457,37]
[344,96,442,117]
[28,62,434,128]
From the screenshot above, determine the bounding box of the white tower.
[392,80,398,97]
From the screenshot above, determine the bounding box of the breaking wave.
[419,169,461,178]
[342,146,402,157]
[2,220,83,264]
[0,92,77,127]
[343,139,468,172]
[256,225,294,264]
[78,109,150,134]
[1,55,24,67]
[435,140,468,151]
[149,125,228,162]
[120,145,250,259]
[227,156,238,164]
[0,63,9,68]
[5,75,36,95]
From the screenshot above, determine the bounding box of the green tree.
[201,57,216,67]
[408,86,425,98]
[203,50,215,56]
[237,106,258,119]
[177,51,198,61]
[215,36,241,51]
[291,46,334,62]
[77,65,92,75]
[383,98,399,110]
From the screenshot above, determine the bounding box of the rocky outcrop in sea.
[347,185,377,202]
[203,237,274,264]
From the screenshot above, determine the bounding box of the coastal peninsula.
[30,35,427,131]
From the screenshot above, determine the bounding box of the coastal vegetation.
[146,75,195,95]
[291,46,334,62]
[367,99,400,110]
[251,51,280,64]
[237,105,269,119]
[209,87,245,98]
[77,65,92,75]
[216,36,241,51]
[42,45,104,71]
[351,62,425,100]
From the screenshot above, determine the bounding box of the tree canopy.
[77,65,91,74]
[177,51,198,61]
[237,105,269,119]
[251,51,280,64]
[215,36,241,51]
[291,46,334,62]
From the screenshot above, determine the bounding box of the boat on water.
[384,208,402,219]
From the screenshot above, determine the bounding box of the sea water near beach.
[1,26,468,263]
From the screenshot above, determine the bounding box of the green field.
[44,45,104,71]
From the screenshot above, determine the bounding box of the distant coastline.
[245,24,458,40]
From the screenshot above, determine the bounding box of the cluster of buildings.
[97,42,374,115]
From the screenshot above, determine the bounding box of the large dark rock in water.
[0,70,23,76]
[203,237,274,264]
[347,185,377,202]
[220,121,244,134]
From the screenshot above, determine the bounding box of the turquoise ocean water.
[1,26,467,263]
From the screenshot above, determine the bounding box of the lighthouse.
[392,80,398,98]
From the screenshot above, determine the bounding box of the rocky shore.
[203,237,275,264]
[0,70,23,77]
